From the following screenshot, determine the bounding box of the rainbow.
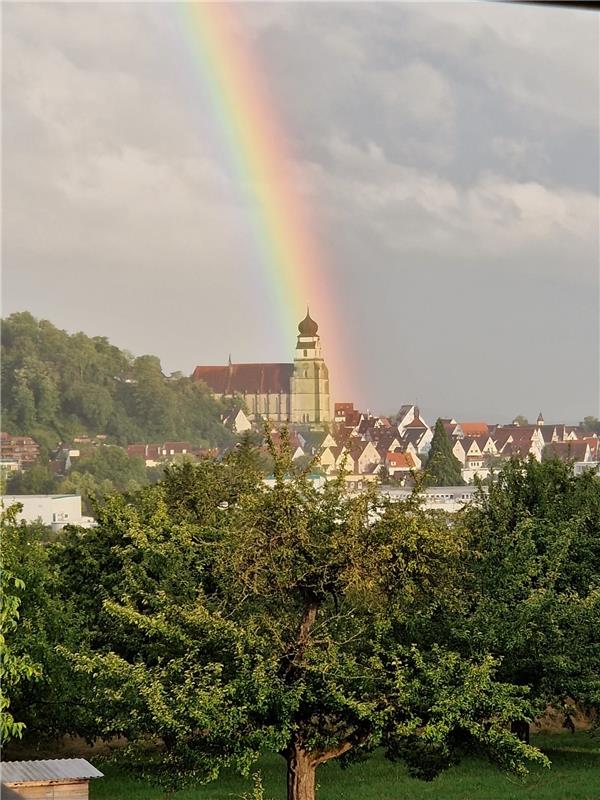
[178,2,348,399]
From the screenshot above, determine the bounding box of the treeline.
[1,311,234,453]
[2,449,599,800]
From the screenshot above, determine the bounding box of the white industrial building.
[1,494,95,530]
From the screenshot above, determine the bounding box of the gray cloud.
[2,2,598,423]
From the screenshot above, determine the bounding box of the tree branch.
[311,740,353,766]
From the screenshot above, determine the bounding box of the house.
[349,440,379,475]
[543,441,592,463]
[334,403,361,427]
[452,422,490,439]
[494,426,545,460]
[161,441,191,456]
[0,458,20,474]
[222,407,252,433]
[399,427,432,455]
[318,445,339,474]
[538,425,559,445]
[396,405,416,434]
[385,451,417,478]
[0,433,40,469]
[1,759,103,799]
[332,440,381,476]
[126,442,194,467]
[373,429,403,454]
[298,430,336,455]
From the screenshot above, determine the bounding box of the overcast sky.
[3,2,598,423]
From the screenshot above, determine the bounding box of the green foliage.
[1,311,233,448]
[0,505,43,742]
[581,416,600,435]
[455,458,600,716]
[424,419,464,486]
[1,505,94,740]
[6,463,55,494]
[55,435,545,799]
[513,416,529,426]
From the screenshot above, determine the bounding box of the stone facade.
[290,312,331,425]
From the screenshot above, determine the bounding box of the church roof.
[193,363,293,395]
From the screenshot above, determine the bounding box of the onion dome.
[298,308,319,337]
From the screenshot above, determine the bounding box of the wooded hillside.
[1,312,233,452]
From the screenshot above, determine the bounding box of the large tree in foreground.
[62,437,545,800]
[455,458,600,736]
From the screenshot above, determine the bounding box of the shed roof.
[1,759,104,785]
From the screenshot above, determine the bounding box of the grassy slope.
[91,734,600,800]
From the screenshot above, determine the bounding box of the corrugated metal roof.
[1,759,104,784]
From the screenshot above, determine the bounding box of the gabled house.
[399,426,433,455]
[386,451,418,479]
[452,422,490,439]
[477,436,497,456]
[222,407,252,433]
[297,430,337,455]
[543,441,592,463]
[318,446,339,474]
[334,403,361,427]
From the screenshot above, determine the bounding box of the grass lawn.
[91,733,600,800]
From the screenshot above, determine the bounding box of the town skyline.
[3,2,598,423]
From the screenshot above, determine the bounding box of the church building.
[192,310,331,426]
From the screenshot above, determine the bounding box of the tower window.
[303,349,307,357]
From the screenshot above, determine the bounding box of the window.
[304,349,307,356]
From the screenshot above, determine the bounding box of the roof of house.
[300,431,329,452]
[400,429,427,447]
[403,417,428,430]
[1,759,104,785]
[193,363,293,395]
[386,452,415,469]
[538,425,557,443]
[460,437,482,454]
[544,441,590,460]
[458,422,489,436]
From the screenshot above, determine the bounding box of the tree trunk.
[510,720,530,744]
[286,747,317,800]
[284,740,353,800]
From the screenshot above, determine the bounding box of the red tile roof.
[459,422,489,436]
[386,452,415,469]
[193,363,293,395]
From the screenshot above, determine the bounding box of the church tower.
[290,309,331,425]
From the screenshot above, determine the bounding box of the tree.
[0,505,42,743]
[451,458,600,736]
[424,419,464,486]
[1,311,231,449]
[512,416,529,426]
[61,438,545,799]
[6,463,56,495]
[581,416,600,435]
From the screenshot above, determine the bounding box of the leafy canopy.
[57,434,545,799]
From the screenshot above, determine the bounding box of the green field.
[90,733,600,800]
